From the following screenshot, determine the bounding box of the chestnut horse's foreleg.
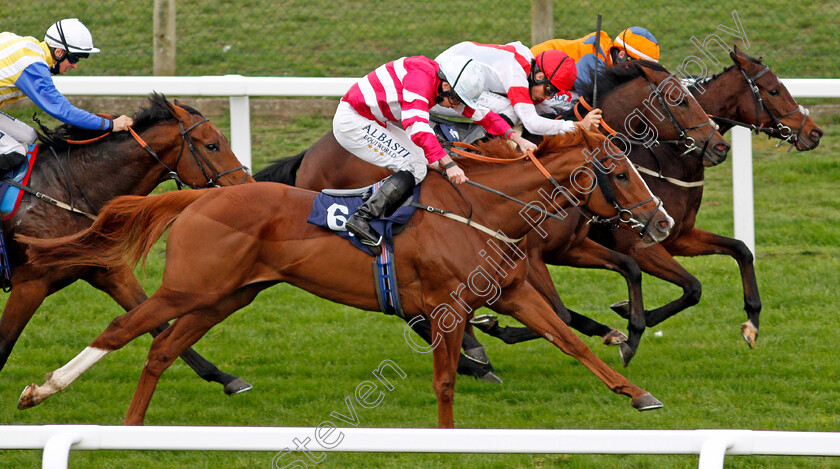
[124,284,265,425]
[85,264,252,395]
[664,228,761,348]
[495,281,662,411]
[473,245,625,346]
[403,315,500,382]
[426,306,467,428]
[124,312,227,425]
[18,288,192,410]
[0,273,50,372]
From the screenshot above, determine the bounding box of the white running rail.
[1,426,840,469]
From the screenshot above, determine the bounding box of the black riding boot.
[346,170,415,246]
[0,152,26,174]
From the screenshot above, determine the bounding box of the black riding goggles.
[435,88,463,106]
[66,52,89,64]
[530,55,569,97]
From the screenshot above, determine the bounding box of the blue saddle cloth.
[0,144,37,218]
[307,180,421,256]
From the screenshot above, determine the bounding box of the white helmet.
[438,56,485,109]
[45,18,100,55]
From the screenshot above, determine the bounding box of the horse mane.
[456,125,605,171]
[576,61,669,104]
[37,93,199,149]
[253,151,306,184]
[686,48,764,92]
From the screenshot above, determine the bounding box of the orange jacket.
[531,31,613,66]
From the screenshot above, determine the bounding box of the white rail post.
[731,126,755,255]
[41,431,82,469]
[229,95,252,172]
[697,435,735,469]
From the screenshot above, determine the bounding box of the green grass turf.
[1,2,839,465]
[4,1,838,77]
[0,101,837,467]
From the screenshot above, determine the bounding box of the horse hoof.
[602,329,628,346]
[741,321,758,348]
[470,314,499,332]
[463,346,490,365]
[610,300,631,319]
[619,342,636,367]
[631,393,663,411]
[224,378,254,396]
[18,384,40,410]
[478,370,503,384]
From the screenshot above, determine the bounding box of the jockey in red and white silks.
[335,55,515,184]
[434,41,579,136]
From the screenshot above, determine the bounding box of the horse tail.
[18,190,210,269]
[252,150,306,185]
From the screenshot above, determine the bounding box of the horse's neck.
[454,156,587,240]
[37,138,172,211]
[692,70,744,133]
[630,143,704,182]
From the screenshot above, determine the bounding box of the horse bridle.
[644,74,717,158]
[739,66,809,147]
[575,73,716,158]
[131,115,249,189]
[583,154,662,237]
[449,145,661,238]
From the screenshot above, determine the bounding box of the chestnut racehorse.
[254,61,729,368]
[18,128,671,427]
[0,94,254,394]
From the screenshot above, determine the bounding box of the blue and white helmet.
[437,55,485,109]
[45,18,100,55]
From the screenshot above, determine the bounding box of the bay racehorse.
[18,127,672,427]
[0,93,254,394]
[472,47,823,362]
[254,60,729,369]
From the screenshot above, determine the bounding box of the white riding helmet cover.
[45,18,100,54]
[438,56,486,109]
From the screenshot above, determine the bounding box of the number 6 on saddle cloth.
[307,179,422,317]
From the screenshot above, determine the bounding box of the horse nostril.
[714,143,730,154]
[811,129,823,142]
[658,220,670,229]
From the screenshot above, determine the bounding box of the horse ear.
[166,100,190,121]
[730,46,750,68]
[638,65,661,82]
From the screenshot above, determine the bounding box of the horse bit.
[133,116,250,189]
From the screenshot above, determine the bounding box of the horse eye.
[769,89,779,96]
[206,143,219,152]
[615,172,628,181]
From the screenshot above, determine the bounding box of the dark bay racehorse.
[474,47,823,360]
[18,128,672,427]
[0,93,254,394]
[254,61,729,368]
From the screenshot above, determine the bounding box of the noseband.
[645,74,717,157]
[449,144,661,239]
[131,115,249,189]
[738,66,810,148]
[705,65,811,148]
[583,155,662,237]
[574,72,716,158]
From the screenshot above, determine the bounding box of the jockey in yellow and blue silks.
[531,27,660,92]
[0,18,134,173]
